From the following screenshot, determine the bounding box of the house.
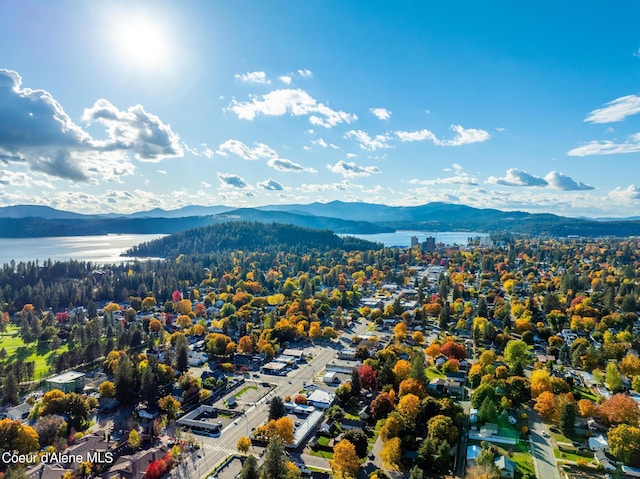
[261,361,288,375]
[338,348,357,360]
[7,402,31,420]
[588,434,609,452]
[466,445,482,465]
[307,390,336,409]
[323,372,340,384]
[594,449,616,471]
[45,371,85,393]
[494,455,517,478]
[281,349,306,363]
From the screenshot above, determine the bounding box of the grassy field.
[234,385,257,398]
[426,367,445,380]
[0,325,69,380]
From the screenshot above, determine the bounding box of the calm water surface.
[0,230,489,266]
[0,234,166,266]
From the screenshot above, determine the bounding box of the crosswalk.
[201,443,236,455]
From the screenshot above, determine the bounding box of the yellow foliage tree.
[530,369,553,398]
[392,359,411,381]
[380,436,402,469]
[397,393,421,423]
[330,439,360,479]
[237,436,251,454]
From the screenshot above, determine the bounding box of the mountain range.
[1,202,640,238]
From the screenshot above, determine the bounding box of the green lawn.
[426,367,445,380]
[0,326,69,380]
[234,385,257,398]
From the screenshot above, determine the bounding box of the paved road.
[179,336,347,478]
[528,410,560,479]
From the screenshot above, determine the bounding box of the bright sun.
[114,16,170,70]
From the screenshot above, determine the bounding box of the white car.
[542,430,550,438]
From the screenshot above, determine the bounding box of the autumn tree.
[380,436,402,469]
[608,424,640,466]
[399,378,426,399]
[393,359,411,382]
[371,392,395,420]
[397,393,421,424]
[237,436,252,454]
[534,391,557,422]
[158,395,181,420]
[599,393,640,426]
[358,364,377,390]
[0,419,40,453]
[605,362,623,393]
[530,369,553,398]
[128,429,140,450]
[393,323,407,342]
[238,335,255,354]
[577,399,599,418]
[99,380,115,399]
[330,439,360,478]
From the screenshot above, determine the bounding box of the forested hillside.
[125,222,382,258]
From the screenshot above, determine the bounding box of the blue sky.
[1,1,640,217]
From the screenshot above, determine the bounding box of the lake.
[0,234,166,266]
[0,230,489,265]
[344,230,489,247]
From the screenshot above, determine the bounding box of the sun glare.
[114,16,170,70]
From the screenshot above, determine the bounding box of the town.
[1,231,640,479]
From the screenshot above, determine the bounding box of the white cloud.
[228,88,357,128]
[396,129,437,142]
[370,107,391,120]
[487,168,548,187]
[267,158,317,173]
[327,160,381,178]
[585,95,640,123]
[609,185,640,202]
[395,124,490,146]
[216,139,278,160]
[156,170,167,175]
[217,172,252,189]
[82,99,183,162]
[279,75,292,85]
[257,178,284,190]
[201,181,211,188]
[345,130,392,151]
[234,71,271,84]
[301,180,357,192]
[544,171,594,191]
[345,153,357,159]
[568,133,640,156]
[297,69,313,78]
[409,175,478,186]
[311,138,328,148]
[0,169,54,189]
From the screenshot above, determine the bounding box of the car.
[542,430,550,438]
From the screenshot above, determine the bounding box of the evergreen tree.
[560,402,577,437]
[175,334,189,373]
[114,355,137,404]
[409,350,428,386]
[261,436,287,479]
[350,367,361,397]
[240,455,259,479]
[268,396,286,421]
[2,371,19,405]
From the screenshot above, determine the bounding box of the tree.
[397,393,421,424]
[0,419,40,454]
[440,341,466,360]
[599,393,640,426]
[2,372,19,405]
[408,465,424,479]
[399,378,426,399]
[577,399,598,418]
[479,397,499,425]
[269,396,286,421]
[358,364,377,390]
[330,439,360,478]
[503,339,531,374]
[238,336,255,354]
[534,391,557,422]
[427,414,458,443]
[560,402,577,436]
[605,361,623,393]
[393,323,407,342]
[393,359,411,382]
[241,455,260,479]
[158,395,181,421]
[4,467,30,479]
[471,383,495,409]
[350,368,361,397]
[99,380,115,399]
[237,436,252,454]
[114,355,137,404]
[371,392,395,420]
[530,369,553,398]
[380,436,401,469]
[262,436,288,479]
[608,424,640,467]
[174,333,189,373]
[342,429,368,458]
[128,429,140,449]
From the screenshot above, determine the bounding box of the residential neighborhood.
[1,234,640,479]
